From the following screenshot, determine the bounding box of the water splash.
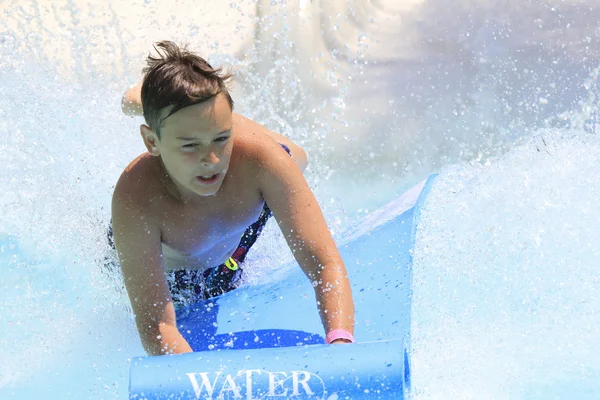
[412,130,600,399]
[2,0,600,398]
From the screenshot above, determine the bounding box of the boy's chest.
[157,187,266,257]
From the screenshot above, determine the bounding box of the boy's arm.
[256,138,355,342]
[121,81,144,116]
[111,184,192,355]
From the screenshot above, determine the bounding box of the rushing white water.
[412,130,600,399]
[1,0,600,398]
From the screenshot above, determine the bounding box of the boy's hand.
[330,338,353,344]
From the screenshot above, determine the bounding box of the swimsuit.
[107,144,292,308]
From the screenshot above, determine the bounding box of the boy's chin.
[195,190,219,197]
[190,187,218,197]
[190,181,222,197]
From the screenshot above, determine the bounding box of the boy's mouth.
[196,173,220,184]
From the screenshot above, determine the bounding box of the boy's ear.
[140,124,161,156]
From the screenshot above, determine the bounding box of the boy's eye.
[215,136,230,143]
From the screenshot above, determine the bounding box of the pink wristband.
[325,329,355,344]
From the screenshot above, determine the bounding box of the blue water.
[2,0,600,398]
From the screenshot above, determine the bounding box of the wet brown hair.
[141,41,234,138]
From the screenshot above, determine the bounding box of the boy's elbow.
[294,145,309,172]
[121,93,143,117]
[121,85,143,117]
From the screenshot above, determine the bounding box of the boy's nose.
[200,151,219,166]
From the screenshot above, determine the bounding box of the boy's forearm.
[313,264,355,335]
[141,323,193,356]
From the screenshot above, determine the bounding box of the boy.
[112,41,355,356]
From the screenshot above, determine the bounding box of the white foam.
[412,130,600,399]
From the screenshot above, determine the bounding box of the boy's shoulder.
[231,114,295,164]
[112,153,165,210]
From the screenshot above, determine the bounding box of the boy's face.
[142,93,234,198]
